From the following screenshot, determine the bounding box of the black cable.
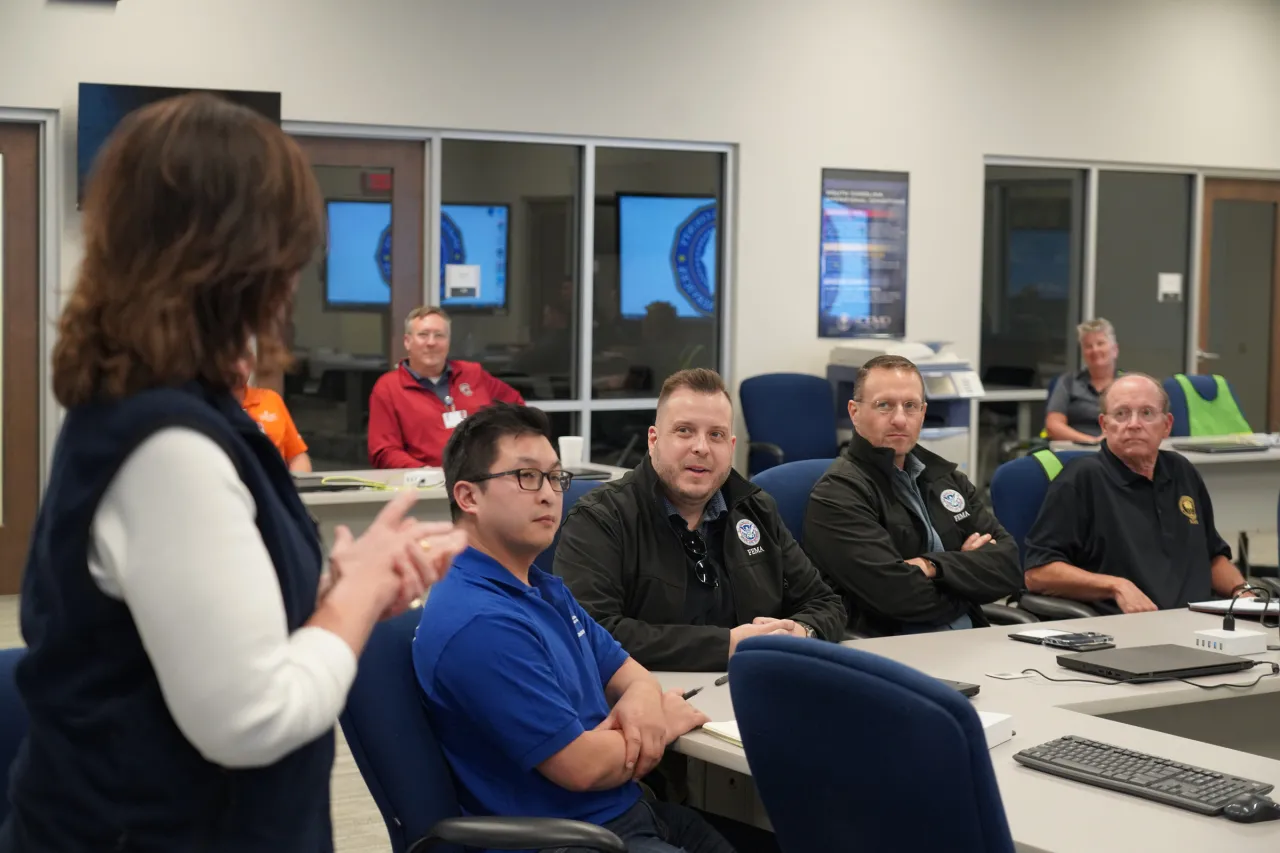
[1224,583,1278,631]
[1020,663,1280,691]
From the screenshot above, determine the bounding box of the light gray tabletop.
[1048,435,1280,467]
[982,386,1050,403]
[296,464,630,507]
[657,609,1280,852]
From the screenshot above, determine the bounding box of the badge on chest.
[940,488,970,522]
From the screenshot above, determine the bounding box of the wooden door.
[1198,179,1280,432]
[0,124,43,593]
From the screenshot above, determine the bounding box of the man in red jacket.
[368,306,525,468]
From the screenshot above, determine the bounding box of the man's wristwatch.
[796,621,817,639]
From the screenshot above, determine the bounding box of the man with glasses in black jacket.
[555,369,845,673]
[804,355,1022,636]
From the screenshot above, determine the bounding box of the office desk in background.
[659,609,1280,853]
[299,464,630,549]
[1049,435,1280,547]
[968,386,1050,477]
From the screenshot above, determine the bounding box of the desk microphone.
[1223,583,1277,632]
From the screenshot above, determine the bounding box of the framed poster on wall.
[818,168,909,338]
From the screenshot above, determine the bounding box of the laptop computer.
[936,678,980,698]
[1057,644,1254,683]
[1170,440,1269,454]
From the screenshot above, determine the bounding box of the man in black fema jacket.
[555,369,846,672]
[804,355,1021,636]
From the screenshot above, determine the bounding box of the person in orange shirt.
[239,386,312,472]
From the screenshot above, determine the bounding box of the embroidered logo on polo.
[1179,495,1198,525]
[459,383,473,397]
[736,520,761,547]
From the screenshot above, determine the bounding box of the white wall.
[4,0,1280,388]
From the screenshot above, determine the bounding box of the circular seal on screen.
[939,489,966,514]
[670,203,717,316]
[374,225,393,286]
[736,520,761,547]
[439,212,466,293]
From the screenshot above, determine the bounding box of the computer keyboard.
[1014,736,1274,815]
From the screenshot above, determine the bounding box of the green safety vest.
[1031,449,1064,481]
[1173,374,1251,437]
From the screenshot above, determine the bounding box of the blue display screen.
[819,196,872,322]
[1007,229,1071,299]
[440,204,509,309]
[326,201,393,307]
[77,82,280,202]
[619,195,717,319]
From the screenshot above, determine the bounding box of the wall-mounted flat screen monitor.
[325,201,392,308]
[618,194,717,319]
[439,204,510,310]
[77,82,282,202]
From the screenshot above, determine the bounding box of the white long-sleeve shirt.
[87,427,356,768]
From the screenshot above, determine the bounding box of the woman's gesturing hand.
[328,490,468,617]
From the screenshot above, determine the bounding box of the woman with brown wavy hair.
[0,93,466,852]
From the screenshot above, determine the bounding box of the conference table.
[658,608,1280,852]
[297,464,630,549]
[1049,435,1280,551]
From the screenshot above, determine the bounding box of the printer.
[827,340,984,470]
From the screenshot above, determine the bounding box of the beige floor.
[0,596,392,853]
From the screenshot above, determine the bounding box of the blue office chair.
[0,648,27,827]
[1162,374,1248,437]
[535,478,607,574]
[989,450,1098,621]
[752,460,1036,632]
[338,612,625,853]
[750,459,835,550]
[730,636,1015,853]
[740,373,840,475]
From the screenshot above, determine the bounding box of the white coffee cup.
[558,436,585,467]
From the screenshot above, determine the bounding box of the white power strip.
[402,468,444,489]
[1194,628,1269,656]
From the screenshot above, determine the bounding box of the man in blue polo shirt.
[413,402,736,853]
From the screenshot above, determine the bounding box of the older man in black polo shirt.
[1023,373,1246,613]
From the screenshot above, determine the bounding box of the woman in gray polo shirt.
[1044,318,1120,443]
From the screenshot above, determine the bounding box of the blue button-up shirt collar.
[663,489,728,533]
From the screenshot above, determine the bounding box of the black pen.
[683,675,729,700]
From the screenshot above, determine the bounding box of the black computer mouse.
[1223,794,1280,823]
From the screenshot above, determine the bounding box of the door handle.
[1196,349,1220,360]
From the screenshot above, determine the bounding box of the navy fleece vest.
[1,384,333,852]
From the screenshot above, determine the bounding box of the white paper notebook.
[701,714,1012,751]
[1189,599,1280,615]
[701,720,742,748]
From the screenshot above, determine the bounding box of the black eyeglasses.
[468,468,574,493]
[679,529,718,588]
